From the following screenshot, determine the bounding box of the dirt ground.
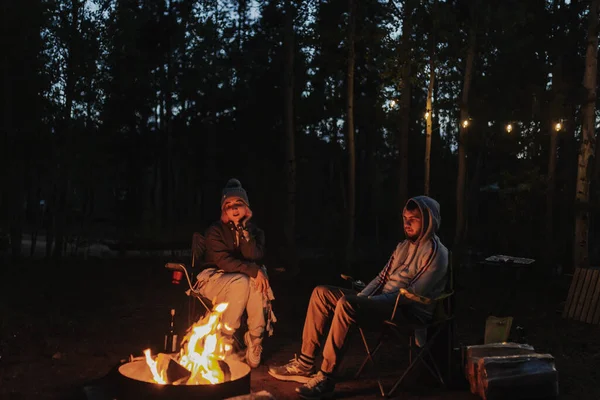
[1,256,598,400]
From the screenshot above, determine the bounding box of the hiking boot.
[244,332,263,368]
[296,371,335,399]
[268,355,315,383]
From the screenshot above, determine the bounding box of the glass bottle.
[163,309,178,353]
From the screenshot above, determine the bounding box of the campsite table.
[477,255,536,316]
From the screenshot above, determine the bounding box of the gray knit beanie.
[221,178,250,209]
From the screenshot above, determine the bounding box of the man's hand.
[254,268,270,296]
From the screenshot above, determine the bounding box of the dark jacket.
[204,220,266,278]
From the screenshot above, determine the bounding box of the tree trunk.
[162,3,175,232]
[546,0,567,268]
[573,0,599,269]
[562,103,578,268]
[46,185,55,258]
[345,0,357,263]
[54,0,82,261]
[546,121,559,260]
[545,65,565,268]
[455,22,477,251]
[398,1,413,212]
[283,0,297,272]
[9,160,24,261]
[424,45,435,196]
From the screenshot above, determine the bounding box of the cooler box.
[465,343,536,395]
[476,353,559,400]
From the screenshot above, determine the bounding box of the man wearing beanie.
[268,196,448,399]
[197,178,272,368]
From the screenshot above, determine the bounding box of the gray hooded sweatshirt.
[359,196,449,322]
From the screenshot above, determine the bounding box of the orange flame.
[144,302,231,385]
[143,349,166,384]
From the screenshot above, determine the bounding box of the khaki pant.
[301,285,416,375]
[197,269,266,338]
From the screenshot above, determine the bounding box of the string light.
[462,119,469,128]
[506,123,513,133]
[389,100,397,108]
[554,122,562,132]
[424,110,430,119]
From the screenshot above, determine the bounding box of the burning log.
[155,353,191,384]
[144,302,233,385]
[217,359,231,382]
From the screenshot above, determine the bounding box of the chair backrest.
[446,250,455,313]
[446,250,454,293]
[433,250,455,322]
[191,232,206,268]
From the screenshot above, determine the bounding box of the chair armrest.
[340,274,366,291]
[399,288,434,305]
[432,290,454,301]
[391,288,431,320]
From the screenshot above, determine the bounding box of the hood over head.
[403,195,441,243]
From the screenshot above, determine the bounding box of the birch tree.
[573,0,599,269]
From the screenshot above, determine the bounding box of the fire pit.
[108,301,252,399]
[115,356,251,400]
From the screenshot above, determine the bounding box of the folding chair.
[165,232,212,327]
[165,232,244,348]
[355,253,455,397]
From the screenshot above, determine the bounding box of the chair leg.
[355,328,386,397]
[387,343,428,397]
[423,348,445,386]
[387,328,443,397]
[420,328,446,386]
[409,335,413,364]
[446,321,454,386]
[188,296,196,327]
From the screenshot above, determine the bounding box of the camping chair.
[354,253,455,397]
[165,232,245,348]
[165,232,212,327]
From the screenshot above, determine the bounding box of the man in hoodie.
[197,178,273,369]
[268,196,448,399]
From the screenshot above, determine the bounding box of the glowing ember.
[144,302,232,385]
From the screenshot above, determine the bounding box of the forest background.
[2,0,600,278]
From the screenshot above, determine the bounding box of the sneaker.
[244,332,263,368]
[296,371,335,399]
[268,355,316,383]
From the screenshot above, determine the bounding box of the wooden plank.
[580,269,600,322]
[566,268,586,319]
[563,268,582,318]
[590,272,600,324]
[585,271,600,324]
[572,269,594,320]
[593,288,600,324]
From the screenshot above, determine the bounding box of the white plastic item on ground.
[465,342,536,395]
[476,353,559,400]
[225,390,275,399]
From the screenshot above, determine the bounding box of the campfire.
[116,302,251,399]
[143,302,235,385]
